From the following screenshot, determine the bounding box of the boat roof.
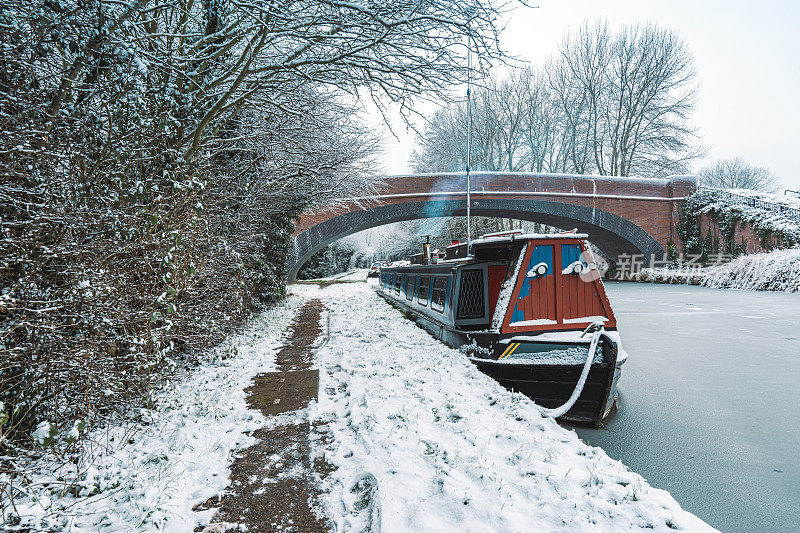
[471,232,589,247]
[379,231,591,270]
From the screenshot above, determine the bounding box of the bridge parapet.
[294,173,696,236]
[376,172,696,200]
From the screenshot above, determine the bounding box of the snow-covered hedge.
[1,0,377,466]
[702,247,800,292]
[1,294,304,531]
[632,247,800,293]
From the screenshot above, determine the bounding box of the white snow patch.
[509,318,558,327]
[309,283,714,532]
[563,315,609,324]
[497,346,602,365]
[31,421,53,444]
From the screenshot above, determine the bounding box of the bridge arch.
[287,198,664,281]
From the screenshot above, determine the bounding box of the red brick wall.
[699,214,784,254]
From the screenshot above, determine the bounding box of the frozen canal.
[572,282,800,533]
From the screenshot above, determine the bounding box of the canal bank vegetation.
[702,247,800,292]
[632,189,800,292]
[679,189,800,257]
[0,0,506,514]
[632,247,800,293]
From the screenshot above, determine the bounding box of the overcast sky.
[381,0,800,190]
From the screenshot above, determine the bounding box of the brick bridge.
[288,172,697,281]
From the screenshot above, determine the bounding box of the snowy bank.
[1,294,306,531]
[631,247,800,293]
[304,283,714,532]
[702,247,800,292]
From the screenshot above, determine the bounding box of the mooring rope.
[539,322,605,419]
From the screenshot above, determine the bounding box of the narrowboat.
[376,230,627,426]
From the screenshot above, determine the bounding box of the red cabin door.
[508,245,557,325]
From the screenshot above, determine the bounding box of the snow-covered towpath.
[302,282,714,532]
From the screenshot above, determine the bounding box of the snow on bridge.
[288,172,697,281]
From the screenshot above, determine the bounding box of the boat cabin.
[378,231,616,337]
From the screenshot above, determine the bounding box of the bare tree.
[699,157,780,191]
[415,21,701,178]
[518,67,560,172]
[492,74,529,171]
[413,74,529,173]
[556,21,700,177]
[411,104,470,172]
[548,22,611,174]
[412,92,503,173]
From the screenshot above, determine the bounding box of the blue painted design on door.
[511,245,554,323]
[530,245,553,277]
[561,244,581,267]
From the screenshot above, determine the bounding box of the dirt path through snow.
[200,299,331,532]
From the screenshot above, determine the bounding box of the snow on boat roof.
[472,232,589,246]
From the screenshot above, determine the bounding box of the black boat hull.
[378,290,618,426]
[467,356,617,426]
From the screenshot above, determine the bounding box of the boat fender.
[527,262,548,278]
[539,321,605,419]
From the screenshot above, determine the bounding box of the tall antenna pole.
[466,26,472,250]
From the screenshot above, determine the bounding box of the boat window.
[456,268,485,319]
[406,275,416,300]
[418,275,430,305]
[395,273,402,295]
[431,277,448,313]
